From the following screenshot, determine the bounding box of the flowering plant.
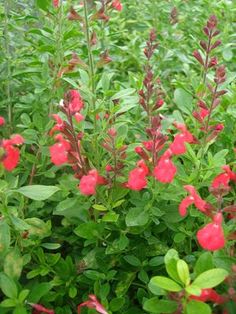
[0,1,235,314]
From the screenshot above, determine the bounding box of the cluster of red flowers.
[179,164,236,251]
[0,117,24,171]
[49,90,107,196]
[127,123,195,190]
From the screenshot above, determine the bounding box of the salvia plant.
[0,1,235,314]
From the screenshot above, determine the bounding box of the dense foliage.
[0,1,236,313]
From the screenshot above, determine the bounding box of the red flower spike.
[112,0,122,11]
[77,294,108,314]
[197,212,225,251]
[0,116,5,126]
[29,303,55,314]
[179,185,207,217]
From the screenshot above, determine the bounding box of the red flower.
[197,213,225,251]
[179,185,207,217]
[2,145,20,171]
[127,168,147,191]
[50,114,65,135]
[169,124,194,155]
[79,174,97,195]
[200,108,209,119]
[49,134,71,166]
[52,0,59,8]
[30,303,54,314]
[1,135,24,171]
[74,112,84,123]
[77,294,108,314]
[190,288,225,304]
[153,150,176,183]
[211,165,236,189]
[112,0,122,11]
[0,116,5,126]
[142,140,153,151]
[79,169,105,195]
[69,90,84,114]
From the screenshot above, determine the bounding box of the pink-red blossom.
[112,0,122,11]
[127,160,149,191]
[49,134,71,166]
[79,169,105,196]
[77,294,108,314]
[30,303,54,314]
[190,288,225,304]
[211,165,236,189]
[153,149,176,183]
[52,0,59,8]
[1,135,24,171]
[179,185,207,217]
[169,124,194,155]
[0,116,5,126]
[69,90,84,114]
[197,212,225,251]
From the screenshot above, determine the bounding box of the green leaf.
[102,212,119,222]
[143,298,178,313]
[125,207,149,227]
[185,285,201,296]
[186,300,211,314]
[0,220,10,253]
[192,268,228,289]
[110,297,125,311]
[177,260,190,285]
[74,222,104,239]
[174,88,193,114]
[111,88,135,100]
[0,273,18,299]
[27,283,52,303]
[149,276,183,292]
[18,289,30,303]
[13,306,28,314]
[36,0,51,11]
[69,286,77,299]
[16,185,60,201]
[92,204,108,211]
[194,252,214,276]
[41,243,61,250]
[124,255,141,266]
[0,298,17,307]
[4,248,23,280]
